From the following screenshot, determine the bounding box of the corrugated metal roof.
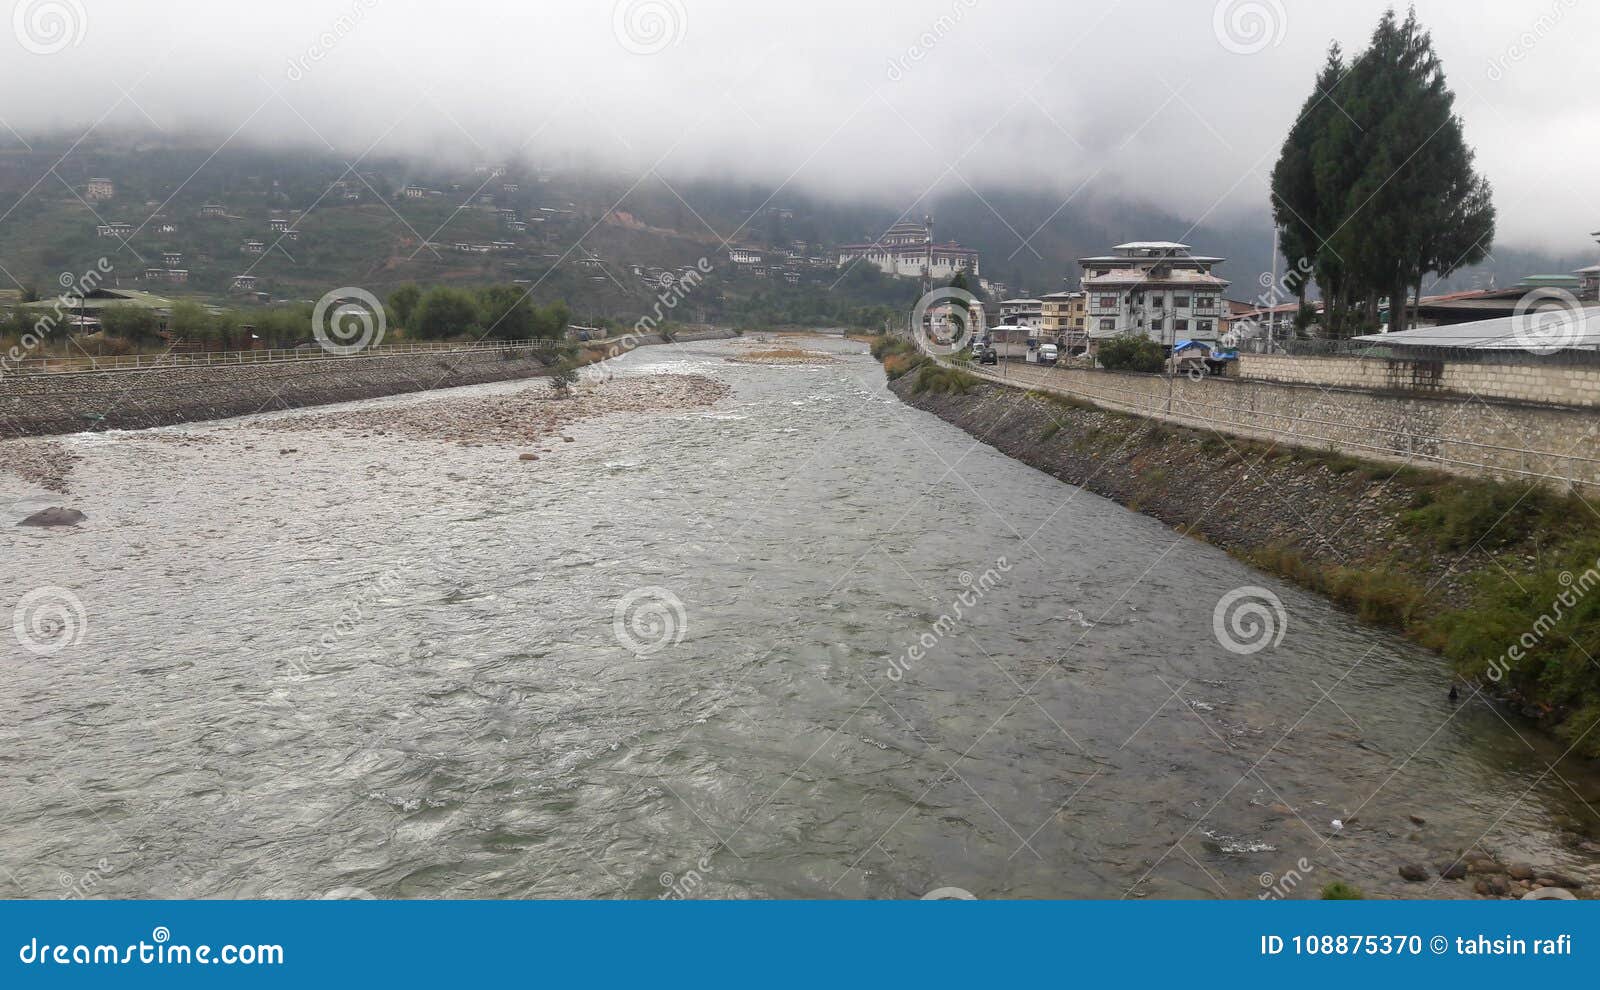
[1353,308,1600,350]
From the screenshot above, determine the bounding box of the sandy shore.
[262,373,731,447]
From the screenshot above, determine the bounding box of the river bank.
[0,329,738,440]
[876,340,1600,763]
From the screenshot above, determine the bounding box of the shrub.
[1321,882,1364,900]
[549,364,579,395]
[1096,334,1166,373]
[910,363,980,396]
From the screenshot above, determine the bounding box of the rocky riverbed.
[261,373,731,448]
[0,439,79,494]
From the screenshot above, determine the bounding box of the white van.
[1038,343,1059,365]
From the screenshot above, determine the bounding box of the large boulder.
[18,507,86,528]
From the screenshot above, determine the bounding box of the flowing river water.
[4,335,1599,900]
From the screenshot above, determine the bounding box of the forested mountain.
[0,133,1587,324]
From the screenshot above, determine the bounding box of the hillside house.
[85,178,115,201]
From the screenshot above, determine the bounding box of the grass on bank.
[872,342,1600,756]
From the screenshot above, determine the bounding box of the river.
[3,334,1597,900]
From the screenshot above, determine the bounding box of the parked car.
[1038,343,1059,365]
[979,347,998,366]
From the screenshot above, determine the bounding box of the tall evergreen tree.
[1268,7,1494,338]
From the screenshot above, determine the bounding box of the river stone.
[1474,876,1511,897]
[1507,863,1535,880]
[18,507,86,527]
[1438,860,1468,880]
[1537,870,1581,889]
[519,453,539,461]
[1398,863,1429,882]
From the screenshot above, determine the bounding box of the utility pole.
[1268,226,1280,352]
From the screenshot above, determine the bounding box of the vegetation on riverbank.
[874,348,1600,757]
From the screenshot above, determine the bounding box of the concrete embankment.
[882,355,1600,756]
[889,373,1453,599]
[0,329,735,438]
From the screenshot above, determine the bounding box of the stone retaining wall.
[970,361,1600,493]
[1238,353,1600,409]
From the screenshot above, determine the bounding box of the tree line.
[384,284,570,341]
[2,283,573,353]
[1270,9,1495,338]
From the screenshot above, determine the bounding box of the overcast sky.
[2,0,1595,253]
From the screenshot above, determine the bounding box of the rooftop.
[1353,309,1600,350]
[1083,268,1229,287]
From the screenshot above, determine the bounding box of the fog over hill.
[2,0,1596,308]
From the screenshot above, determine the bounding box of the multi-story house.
[1041,291,1089,352]
[1080,242,1230,349]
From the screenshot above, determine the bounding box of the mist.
[2,0,1596,255]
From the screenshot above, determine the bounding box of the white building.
[837,219,980,279]
[1080,242,1230,347]
[85,178,115,201]
[729,248,764,265]
[996,298,1043,327]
